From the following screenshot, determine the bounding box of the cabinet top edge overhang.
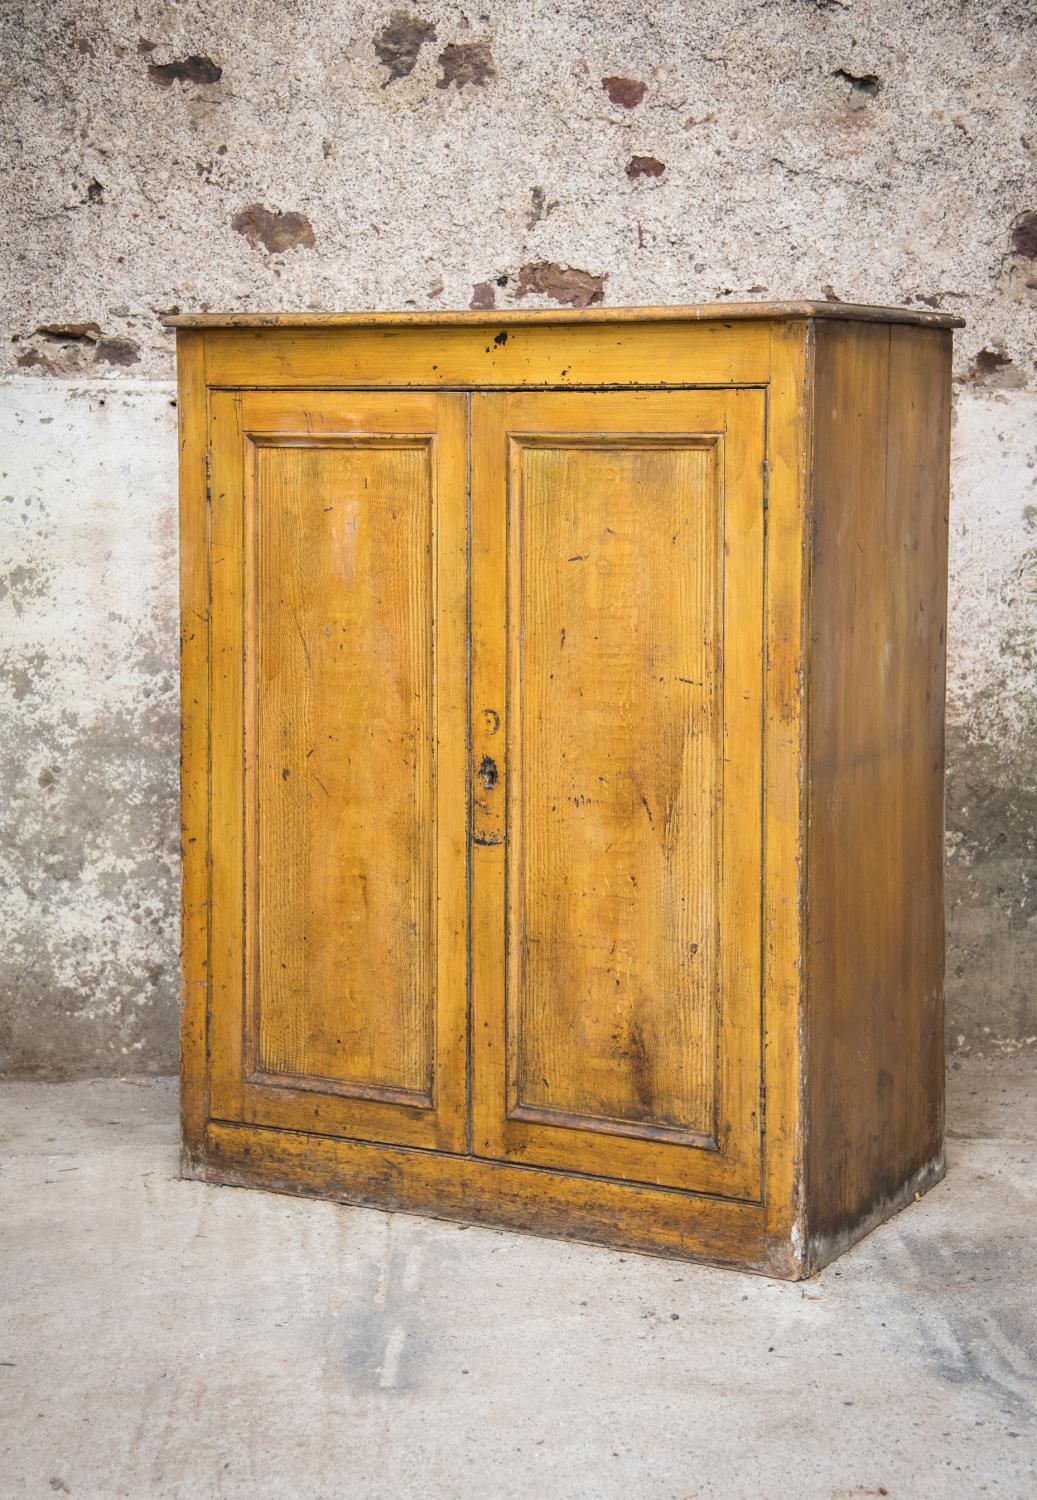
[164,301,963,331]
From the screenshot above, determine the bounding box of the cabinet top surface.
[165,300,962,330]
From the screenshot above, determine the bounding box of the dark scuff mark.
[1010,211,1037,260]
[95,337,140,366]
[602,76,646,108]
[473,831,503,847]
[470,281,496,310]
[137,38,158,55]
[515,261,606,308]
[374,12,437,84]
[148,55,223,87]
[626,1020,654,1115]
[231,204,315,254]
[437,41,495,90]
[832,67,881,95]
[626,155,665,179]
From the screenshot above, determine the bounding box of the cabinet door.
[207,391,467,1152]
[471,391,765,1198]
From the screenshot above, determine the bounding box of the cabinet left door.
[202,390,468,1152]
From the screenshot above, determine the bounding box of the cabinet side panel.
[177,331,210,1173]
[805,321,949,1266]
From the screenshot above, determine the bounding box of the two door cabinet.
[172,303,957,1276]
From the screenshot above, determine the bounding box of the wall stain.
[231,204,315,254]
[437,41,495,90]
[148,55,222,87]
[374,12,437,83]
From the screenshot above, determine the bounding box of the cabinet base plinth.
[201,1121,800,1276]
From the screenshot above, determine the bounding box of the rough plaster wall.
[0,0,1034,1073]
[0,385,180,1074]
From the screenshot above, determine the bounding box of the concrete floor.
[1,1058,1035,1500]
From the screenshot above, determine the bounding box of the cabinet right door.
[470,390,765,1199]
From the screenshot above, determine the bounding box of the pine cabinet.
[171,303,957,1276]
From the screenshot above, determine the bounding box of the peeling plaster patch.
[12,327,140,376]
[95,338,140,368]
[231,204,315,254]
[1010,211,1037,260]
[832,67,881,96]
[626,155,665,179]
[602,75,646,108]
[515,261,606,307]
[374,12,436,84]
[15,349,62,375]
[964,346,1025,389]
[148,55,222,87]
[437,41,495,90]
[36,323,101,343]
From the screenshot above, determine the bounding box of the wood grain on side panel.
[805,321,949,1267]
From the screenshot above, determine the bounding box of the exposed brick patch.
[515,261,606,308]
[469,281,496,310]
[374,12,437,84]
[231,204,315,253]
[602,76,645,108]
[626,155,665,179]
[437,41,495,90]
[148,55,222,87]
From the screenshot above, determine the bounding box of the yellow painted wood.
[207,390,468,1152]
[199,320,772,390]
[470,390,764,1198]
[175,307,953,1275]
[205,1118,781,1274]
[803,320,950,1267]
[176,330,210,1174]
[167,301,962,329]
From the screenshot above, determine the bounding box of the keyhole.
[477,756,498,792]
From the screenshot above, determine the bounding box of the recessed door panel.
[513,441,720,1140]
[208,391,467,1152]
[471,390,765,1197]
